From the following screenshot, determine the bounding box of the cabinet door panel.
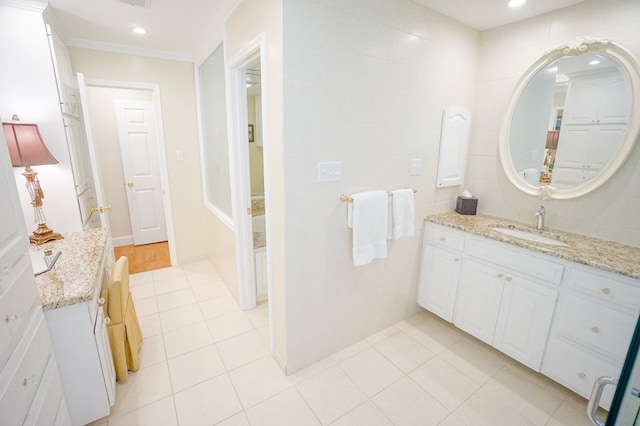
[418,246,461,322]
[455,260,503,345]
[493,275,558,371]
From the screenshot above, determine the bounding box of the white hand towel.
[390,189,415,240]
[349,190,388,266]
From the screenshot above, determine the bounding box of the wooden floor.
[113,241,171,274]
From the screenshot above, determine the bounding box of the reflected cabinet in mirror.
[500,37,640,199]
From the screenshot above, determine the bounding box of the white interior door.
[77,73,110,229]
[114,100,167,245]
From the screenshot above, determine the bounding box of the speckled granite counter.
[31,228,109,311]
[426,212,640,280]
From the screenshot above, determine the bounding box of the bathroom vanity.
[34,228,116,425]
[418,212,640,408]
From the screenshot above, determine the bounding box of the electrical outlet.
[410,158,422,176]
[317,161,342,183]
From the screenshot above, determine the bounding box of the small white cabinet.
[417,225,464,322]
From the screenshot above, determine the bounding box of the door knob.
[127,181,134,187]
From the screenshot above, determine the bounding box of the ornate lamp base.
[30,223,64,245]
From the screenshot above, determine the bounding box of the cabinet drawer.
[467,238,564,284]
[23,358,64,426]
[568,267,640,311]
[556,295,636,363]
[542,337,619,410]
[0,310,52,426]
[426,224,465,252]
[0,255,42,366]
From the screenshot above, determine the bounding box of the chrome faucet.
[534,205,545,230]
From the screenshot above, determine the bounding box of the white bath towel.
[390,189,415,240]
[347,190,389,266]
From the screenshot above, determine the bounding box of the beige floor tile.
[159,304,205,333]
[402,315,463,355]
[216,412,251,425]
[156,288,196,312]
[181,260,217,274]
[244,387,320,425]
[547,399,598,426]
[191,281,229,301]
[409,356,479,411]
[151,266,186,281]
[229,357,294,408]
[288,356,337,384]
[339,347,404,397]
[437,337,507,385]
[154,275,190,295]
[107,396,177,426]
[186,270,224,286]
[134,296,159,317]
[207,311,255,342]
[374,331,435,373]
[130,282,156,301]
[365,325,401,345]
[372,376,449,425]
[167,344,226,392]
[437,414,467,426]
[138,334,166,369]
[108,362,173,418]
[138,313,162,337]
[198,294,242,320]
[162,321,213,359]
[174,374,243,426]
[245,301,270,328]
[297,366,368,425]
[129,270,153,287]
[330,401,392,426]
[452,387,536,426]
[256,324,270,345]
[483,365,563,424]
[217,330,271,370]
[331,340,371,363]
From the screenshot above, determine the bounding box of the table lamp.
[3,115,63,244]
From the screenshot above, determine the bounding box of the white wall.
[466,0,640,246]
[0,4,82,235]
[282,0,479,372]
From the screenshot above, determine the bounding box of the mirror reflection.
[510,52,630,189]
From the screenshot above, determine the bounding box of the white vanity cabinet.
[42,232,116,426]
[542,265,640,409]
[0,122,70,425]
[455,237,560,370]
[419,217,640,408]
[417,225,465,322]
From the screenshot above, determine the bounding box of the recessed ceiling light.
[508,0,526,7]
[132,26,147,35]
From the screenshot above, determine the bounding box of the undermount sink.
[492,227,569,247]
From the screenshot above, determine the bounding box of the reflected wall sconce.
[3,115,63,245]
[545,130,560,150]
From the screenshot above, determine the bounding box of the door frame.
[226,33,272,327]
[83,78,177,266]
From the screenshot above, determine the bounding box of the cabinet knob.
[440,236,446,241]
[127,181,134,187]
[591,326,600,334]
[22,376,37,387]
[5,313,19,324]
[104,316,111,325]
[98,297,106,306]
[505,276,512,282]
[454,257,460,262]
[601,288,611,295]
[497,273,504,278]
[578,372,586,379]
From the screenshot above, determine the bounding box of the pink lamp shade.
[3,122,58,167]
[545,130,559,150]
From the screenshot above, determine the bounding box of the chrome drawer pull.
[601,288,611,295]
[591,326,600,334]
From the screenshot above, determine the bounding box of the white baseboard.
[112,235,134,247]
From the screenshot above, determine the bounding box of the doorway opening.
[78,77,177,266]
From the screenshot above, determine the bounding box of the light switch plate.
[317,161,342,183]
[410,158,422,176]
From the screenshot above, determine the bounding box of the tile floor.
[91,260,599,426]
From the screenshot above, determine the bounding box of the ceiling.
[45,0,587,61]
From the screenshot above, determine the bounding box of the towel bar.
[340,188,417,203]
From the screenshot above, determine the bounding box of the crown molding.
[0,0,47,12]
[67,37,193,62]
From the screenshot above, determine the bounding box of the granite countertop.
[31,228,109,311]
[426,212,640,280]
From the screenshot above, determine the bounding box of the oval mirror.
[499,37,640,200]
